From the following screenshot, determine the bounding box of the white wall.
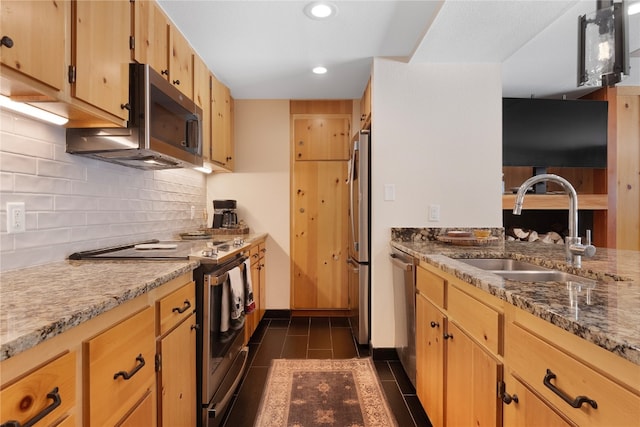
[0,111,207,272]
[370,58,503,348]
[206,100,291,309]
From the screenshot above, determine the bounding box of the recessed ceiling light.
[629,1,640,15]
[304,2,338,20]
[312,66,328,75]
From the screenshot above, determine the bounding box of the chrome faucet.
[513,174,596,268]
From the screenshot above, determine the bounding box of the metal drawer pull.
[1,387,61,427]
[543,369,598,409]
[113,354,145,380]
[172,299,191,314]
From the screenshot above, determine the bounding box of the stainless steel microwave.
[66,64,203,170]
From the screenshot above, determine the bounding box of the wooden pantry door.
[291,113,351,309]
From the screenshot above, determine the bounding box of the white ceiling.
[157,0,640,100]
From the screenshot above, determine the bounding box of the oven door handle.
[206,346,249,421]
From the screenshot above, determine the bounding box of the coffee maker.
[212,200,238,229]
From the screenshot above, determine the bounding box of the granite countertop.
[0,233,268,361]
[391,229,640,366]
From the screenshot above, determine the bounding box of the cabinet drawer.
[85,306,155,426]
[157,281,195,335]
[0,351,76,426]
[416,265,445,307]
[508,322,640,426]
[448,285,501,355]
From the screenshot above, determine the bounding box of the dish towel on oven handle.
[243,259,255,314]
[228,265,244,322]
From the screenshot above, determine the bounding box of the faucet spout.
[512,174,594,267]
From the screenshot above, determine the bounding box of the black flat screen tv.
[502,98,608,168]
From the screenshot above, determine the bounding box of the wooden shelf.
[502,194,608,210]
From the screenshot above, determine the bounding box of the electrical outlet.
[428,204,440,222]
[190,205,196,220]
[7,202,26,233]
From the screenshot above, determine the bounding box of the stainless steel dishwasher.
[390,248,417,387]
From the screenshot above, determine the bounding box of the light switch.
[384,184,395,201]
[428,204,440,222]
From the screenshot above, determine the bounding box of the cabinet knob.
[173,79,180,85]
[161,69,169,76]
[1,36,14,48]
[443,333,453,340]
[430,321,439,328]
[502,392,519,405]
[120,103,131,111]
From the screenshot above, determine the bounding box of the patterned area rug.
[254,358,398,427]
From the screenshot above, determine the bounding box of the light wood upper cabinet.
[211,73,234,170]
[194,55,212,162]
[71,0,130,121]
[293,117,351,161]
[168,24,194,98]
[0,0,65,92]
[133,0,169,76]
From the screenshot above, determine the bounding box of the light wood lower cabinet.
[157,313,196,427]
[504,307,640,426]
[245,239,267,343]
[417,260,640,427]
[416,293,445,427]
[84,306,156,426]
[0,272,196,426]
[0,351,76,426]
[156,281,197,427]
[416,262,503,427]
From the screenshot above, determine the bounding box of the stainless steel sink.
[459,258,548,271]
[492,270,594,283]
[458,258,596,284]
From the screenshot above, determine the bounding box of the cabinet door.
[211,75,233,169]
[168,24,193,98]
[293,117,351,161]
[416,294,445,427]
[292,160,348,309]
[258,243,267,319]
[446,322,502,427]
[0,0,65,91]
[193,56,211,162]
[157,313,197,427]
[133,0,169,76]
[72,0,130,120]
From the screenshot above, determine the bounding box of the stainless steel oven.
[195,255,249,427]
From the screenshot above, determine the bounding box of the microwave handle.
[186,115,201,151]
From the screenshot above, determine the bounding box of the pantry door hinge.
[155,353,162,372]
[129,35,135,50]
[67,65,76,84]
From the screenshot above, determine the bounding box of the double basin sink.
[458,258,595,284]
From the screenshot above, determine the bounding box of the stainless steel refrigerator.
[347,129,370,345]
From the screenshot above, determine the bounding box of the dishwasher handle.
[390,252,414,272]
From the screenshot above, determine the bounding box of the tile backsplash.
[0,111,207,272]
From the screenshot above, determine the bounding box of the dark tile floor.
[221,312,432,426]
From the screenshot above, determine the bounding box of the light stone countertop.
[0,233,268,361]
[391,228,640,366]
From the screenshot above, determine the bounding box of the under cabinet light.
[195,164,213,174]
[0,95,68,126]
[304,2,338,19]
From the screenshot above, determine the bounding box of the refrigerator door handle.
[349,141,359,253]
